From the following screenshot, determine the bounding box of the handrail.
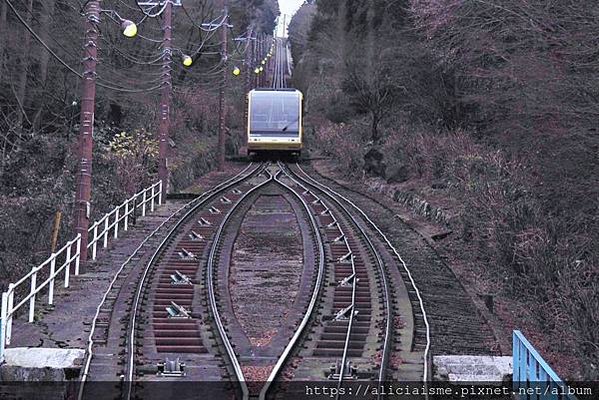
[87,181,162,260]
[513,330,578,400]
[0,234,81,359]
[0,180,163,362]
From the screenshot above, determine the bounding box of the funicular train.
[246,88,304,156]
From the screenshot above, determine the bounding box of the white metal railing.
[0,234,81,358]
[0,180,162,362]
[87,181,162,260]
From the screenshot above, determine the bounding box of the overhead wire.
[5,0,163,93]
[134,0,170,18]
[5,0,253,96]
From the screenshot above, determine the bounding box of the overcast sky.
[279,0,304,14]
[276,0,305,37]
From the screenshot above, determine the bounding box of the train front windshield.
[250,91,300,136]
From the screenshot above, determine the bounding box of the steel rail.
[79,162,258,400]
[281,163,390,394]
[206,167,276,400]
[123,163,265,399]
[294,163,432,384]
[257,167,327,400]
[281,164,358,392]
[78,162,259,400]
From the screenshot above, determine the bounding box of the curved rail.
[294,163,432,383]
[257,168,326,400]
[124,163,265,399]
[281,163,392,393]
[206,167,275,400]
[77,162,259,400]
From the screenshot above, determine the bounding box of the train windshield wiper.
[281,116,300,132]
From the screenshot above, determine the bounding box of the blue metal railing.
[513,330,578,400]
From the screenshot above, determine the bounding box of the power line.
[4,0,165,93]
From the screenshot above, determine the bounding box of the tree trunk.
[0,2,7,84]
[32,0,56,131]
[371,111,380,143]
[16,0,34,131]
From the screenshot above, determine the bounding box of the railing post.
[114,207,120,239]
[142,191,147,217]
[150,185,155,212]
[158,181,162,205]
[6,284,14,344]
[124,201,129,231]
[513,331,519,395]
[75,234,81,276]
[48,253,56,305]
[28,267,38,322]
[1,291,8,362]
[92,224,98,260]
[103,216,109,248]
[64,245,71,288]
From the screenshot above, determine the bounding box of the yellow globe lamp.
[233,66,241,76]
[254,67,260,74]
[182,54,193,67]
[122,20,138,38]
[259,66,264,72]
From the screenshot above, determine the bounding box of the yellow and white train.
[247,88,303,156]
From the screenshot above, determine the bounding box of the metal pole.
[257,33,262,87]
[244,30,252,94]
[0,292,8,362]
[217,0,228,171]
[244,28,253,152]
[158,0,173,198]
[261,34,266,87]
[74,0,100,268]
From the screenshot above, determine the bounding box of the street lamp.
[182,54,193,67]
[121,19,138,38]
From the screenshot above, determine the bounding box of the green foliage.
[108,128,158,195]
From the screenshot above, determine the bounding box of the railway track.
[271,38,287,89]
[78,162,429,400]
[257,163,429,399]
[78,163,266,399]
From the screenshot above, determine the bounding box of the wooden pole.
[217,0,228,171]
[74,0,101,267]
[158,0,173,197]
[50,211,62,253]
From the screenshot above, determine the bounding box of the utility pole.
[74,0,101,267]
[158,0,173,198]
[217,0,228,171]
[244,28,253,153]
[244,28,253,95]
[253,36,259,88]
[258,33,263,87]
